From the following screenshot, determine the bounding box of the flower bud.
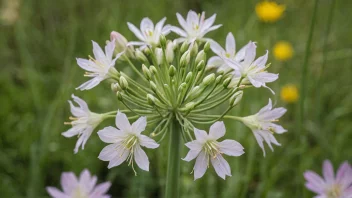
[119,76,128,90]
[180,50,190,68]
[215,75,223,84]
[142,64,152,80]
[185,72,193,83]
[160,34,166,48]
[202,73,215,86]
[116,91,123,101]
[135,49,148,63]
[143,47,151,56]
[169,65,176,77]
[195,50,206,65]
[229,91,243,107]
[110,31,134,58]
[111,82,121,92]
[149,65,157,74]
[196,60,205,71]
[180,42,189,53]
[204,41,211,52]
[178,82,187,92]
[150,81,157,92]
[166,41,174,63]
[190,42,198,57]
[184,102,196,111]
[155,48,163,65]
[146,94,156,106]
[223,77,232,88]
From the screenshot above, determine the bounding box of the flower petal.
[74,128,93,153]
[304,171,325,193]
[92,41,106,61]
[336,161,352,185]
[225,32,236,55]
[322,160,335,183]
[115,111,131,131]
[235,42,250,62]
[209,121,226,140]
[194,151,209,180]
[252,50,268,68]
[211,154,231,179]
[258,107,287,121]
[90,182,111,197]
[194,128,208,142]
[46,187,69,198]
[155,17,167,36]
[76,77,104,91]
[207,56,224,69]
[243,42,256,66]
[210,40,224,57]
[218,140,244,156]
[165,25,187,37]
[98,144,119,161]
[139,135,159,149]
[127,22,145,41]
[140,17,154,33]
[131,116,147,134]
[200,14,216,32]
[258,98,273,115]
[134,145,149,171]
[98,126,125,143]
[176,13,188,32]
[107,149,129,169]
[105,40,115,61]
[60,172,78,194]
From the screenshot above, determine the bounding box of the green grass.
[1,0,352,197]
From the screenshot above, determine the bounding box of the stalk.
[165,118,182,198]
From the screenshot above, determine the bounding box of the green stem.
[165,118,181,198]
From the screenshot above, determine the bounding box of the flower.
[207,32,249,72]
[62,95,104,153]
[280,84,299,103]
[224,42,278,93]
[76,40,122,91]
[97,111,159,172]
[183,121,244,180]
[110,31,134,59]
[0,0,20,25]
[273,41,293,61]
[46,169,111,198]
[127,17,170,47]
[304,160,352,198]
[168,10,222,43]
[240,99,287,156]
[255,1,285,23]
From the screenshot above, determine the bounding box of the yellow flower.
[255,1,285,23]
[280,84,299,103]
[273,41,293,61]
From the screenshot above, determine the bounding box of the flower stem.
[165,118,181,198]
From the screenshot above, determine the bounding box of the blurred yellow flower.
[255,1,285,23]
[0,0,20,25]
[280,84,299,103]
[273,41,293,61]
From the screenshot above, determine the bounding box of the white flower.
[224,42,278,93]
[168,10,222,43]
[127,17,170,47]
[240,99,287,156]
[76,40,122,91]
[46,169,111,198]
[183,121,244,180]
[207,32,249,72]
[98,111,159,172]
[62,95,104,154]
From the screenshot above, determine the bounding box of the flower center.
[203,140,220,158]
[72,186,89,198]
[122,134,139,150]
[326,184,342,198]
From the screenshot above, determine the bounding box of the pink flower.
[304,160,352,198]
[46,169,111,198]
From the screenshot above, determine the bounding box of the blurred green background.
[1,0,352,197]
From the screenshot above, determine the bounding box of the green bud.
[202,73,215,86]
[142,64,152,80]
[217,70,225,75]
[215,75,223,84]
[204,41,211,52]
[178,82,187,92]
[143,47,151,56]
[185,72,193,83]
[146,94,156,106]
[169,65,176,77]
[149,66,157,75]
[116,91,123,101]
[196,60,205,71]
[160,34,166,48]
[119,76,128,90]
[166,41,175,63]
[184,102,196,111]
[135,49,148,63]
[111,82,121,92]
[155,48,163,65]
[223,77,232,88]
[180,50,190,68]
[195,50,206,65]
[229,91,243,107]
[180,42,189,53]
[190,42,198,57]
[150,81,157,92]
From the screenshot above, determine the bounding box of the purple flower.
[304,160,352,198]
[46,169,111,198]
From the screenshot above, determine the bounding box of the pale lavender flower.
[76,40,123,91]
[207,32,249,72]
[304,160,352,198]
[62,95,104,153]
[240,99,287,156]
[183,121,244,180]
[46,169,111,198]
[167,10,222,43]
[97,111,159,172]
[224,41,278,93]
[127,17,170,47]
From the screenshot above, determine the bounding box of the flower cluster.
[62,10,287,181]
